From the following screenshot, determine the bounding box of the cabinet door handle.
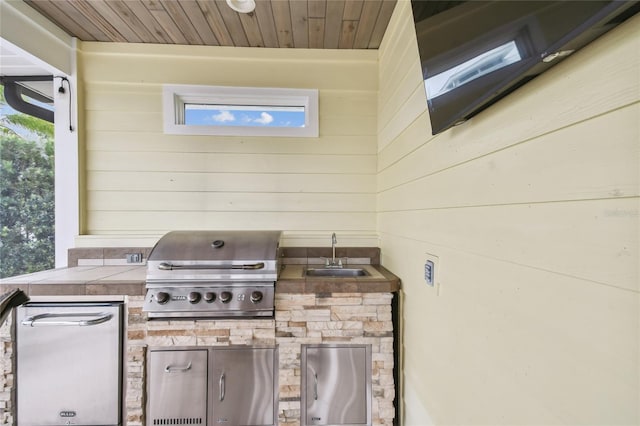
[309,367,318,400]
[164,362,192,373]
[219,372,225,401]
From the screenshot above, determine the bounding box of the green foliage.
[0,88,55,140]
[3,113,54,139]
[0,88,55,278]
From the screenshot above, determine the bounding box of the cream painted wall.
[378,1,639,425]
[76,43,379,247]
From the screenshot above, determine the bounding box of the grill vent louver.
[152,418,203,425]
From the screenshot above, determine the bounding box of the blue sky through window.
[185,104,306,128]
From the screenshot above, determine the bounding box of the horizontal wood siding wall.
[378,1,639,424]
[77,44,378,246]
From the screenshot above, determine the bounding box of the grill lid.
[146,230,281,283]
[149,230,281,262]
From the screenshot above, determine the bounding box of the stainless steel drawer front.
[148,349,208,425]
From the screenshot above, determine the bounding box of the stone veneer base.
[2,292,395,426]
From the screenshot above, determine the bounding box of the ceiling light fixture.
[226,0,256,14]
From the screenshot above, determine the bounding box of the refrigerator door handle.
[21,312,114,327]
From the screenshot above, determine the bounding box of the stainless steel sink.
[305,268,369,277]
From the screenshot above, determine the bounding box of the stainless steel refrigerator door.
[211,347,277,426]
[148,349,208,425]
[302,345,372,426]
[16,303,123,426]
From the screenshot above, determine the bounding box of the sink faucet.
[331,232,337,262]
[326,232,342,268]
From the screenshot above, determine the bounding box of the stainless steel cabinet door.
[16,303,123,426]
[302,345,372,426]
[147,349,208,425]
[211,347,277,426]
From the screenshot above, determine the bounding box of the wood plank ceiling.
[24,0,398,49]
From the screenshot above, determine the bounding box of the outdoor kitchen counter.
[0,264,400,296]
[1,258,400,426]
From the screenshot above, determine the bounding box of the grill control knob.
[220,291,232,304]
[204,292,216,303]
[188,292,201,304]
[250,291,263,303]
[156,291,170,305]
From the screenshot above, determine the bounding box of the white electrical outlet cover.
[424,252,440,288]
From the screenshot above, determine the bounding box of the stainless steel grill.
[143,230,281,319]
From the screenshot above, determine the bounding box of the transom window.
[163,85,318,137]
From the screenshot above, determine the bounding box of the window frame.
[163,84,319,137]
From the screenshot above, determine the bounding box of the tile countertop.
[0,264,400,297]
[0,265,147,296]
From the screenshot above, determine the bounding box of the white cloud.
[212,110,235,122]
[254,112,274,125]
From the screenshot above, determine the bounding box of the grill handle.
[158,262,265,271]
[21,312,113,327]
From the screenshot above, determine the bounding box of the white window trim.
[163,84,319,137]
